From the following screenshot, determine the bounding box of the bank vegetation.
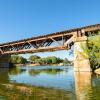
[10,55,72,66]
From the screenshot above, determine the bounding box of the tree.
[10,55,27,64]
[29,55,41,62]
[82,31,100,71]
[44,57,52,64]
[41,56,63,64]
[29,55,64,65]
[17,56,27,64]
[35,59,43,64]
[50,56,58,64]
[10,55,19,64]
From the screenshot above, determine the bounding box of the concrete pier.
[74,36,91,72]
[0,55,10,68]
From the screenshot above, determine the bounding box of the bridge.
[0,24,100,71]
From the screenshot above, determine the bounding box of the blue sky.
[0,0,100,59]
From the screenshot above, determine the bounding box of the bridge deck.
[0,24,100,55]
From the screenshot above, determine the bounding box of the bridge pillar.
[0,55,10,68]
[74,36,91,72]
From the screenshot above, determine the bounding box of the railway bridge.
[0,24,100,72]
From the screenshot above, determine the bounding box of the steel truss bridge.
[0,24,100,55]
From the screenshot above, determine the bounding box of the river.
[0,66,100,100]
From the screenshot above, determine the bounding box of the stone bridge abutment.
[0,55,10,68]
[74,36,91,72]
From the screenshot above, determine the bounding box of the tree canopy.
[10,55,27,64]
[34,56,69,65]
[10,55,71,65]
[29,55,41,61]
[83,31,100,71]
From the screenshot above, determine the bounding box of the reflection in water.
[8,66,75,92]
[0,66,100,99]
[0,68,9,84]
[9,67,26,75]
[28,68,63,76]
[0,66,76,100]
[74,72,92,100]
[75,72,100,100]
[91,74,100,100]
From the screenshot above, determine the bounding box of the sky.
[0,0,100,59]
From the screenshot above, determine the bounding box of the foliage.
[10,55,27,64]
[34,56,70,65]
[82,31,100,71]
[10,54,71,65]
[88,35,100,71]
[50,56,58,64]
[35,59,43,64]
[48,56,57,64]
[29,55,41,61]
[10,53,72,65]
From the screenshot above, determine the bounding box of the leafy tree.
[45,57,52,64]
[57,58,63,63]
[10,55,27,64]
[50,56,58,64]
[88,35,100,71]
[41,56,63,64]
[29,55,41,61]
[34,56,63,65]
[17,56,27,64]
[82,31,100,71]
[10,55,19,64]
[29,55,66,65]
[35,59,43,64]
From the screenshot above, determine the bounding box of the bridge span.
[0,24,100,55]
[0,24,100,71]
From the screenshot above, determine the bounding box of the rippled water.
[0,66,100,100]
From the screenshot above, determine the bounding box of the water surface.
[0,66,100,100]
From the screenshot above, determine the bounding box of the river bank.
[15,63,72,67]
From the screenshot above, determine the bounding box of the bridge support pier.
[0,55,10,68]
[74,36,91,72]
